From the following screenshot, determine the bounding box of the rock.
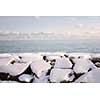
[75,68,100,83]
[0,73,10,80]
[18,74,34,83]
[0,62,30,76]
[33,72,49,83]
[95,62,100,68]
[91,57,100,63]
[54,57,72,69]
[30,60,52,78]
[73,58,96,74]
[49,68,75,83]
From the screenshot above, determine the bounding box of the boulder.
[73,58,96,74]
[30,60,51,78]
[54,57,72,69]
[75,68,100,83]
[50,68,75,83]
[0,62,30,76]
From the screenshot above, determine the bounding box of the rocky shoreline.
[0,52,100,83]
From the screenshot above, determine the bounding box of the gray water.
[0,39,100,53]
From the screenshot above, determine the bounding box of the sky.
[0,16,100,39]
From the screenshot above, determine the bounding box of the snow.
[69,53,92,59]
[75,68,100,83]
[18,74,33,82]
[0,53,12,58]
[54,57,72,69]
[73,58,96,74]
[91,53,100,58]
[46,56,61,61]
[0,57,11,66]
[30,60,51,78]
[50,68,75,83]
[18,53,43,63]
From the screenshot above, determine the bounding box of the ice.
[18,74,33,82]
[30,60,51,78]
[75,68,100,83]
[54,57,72,69]
[73,58,96,74]
[50,68,75,83]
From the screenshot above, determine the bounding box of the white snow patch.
[0,80,18,83]
[19,74,33,82]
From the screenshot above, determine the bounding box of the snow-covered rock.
[54,57,72,69]
[0,62,30,76]
[50,68,75,83]
[73,58,96,74]
[18,74,33,82]
[30,60,51,78]
[33,72,49,83]
[75,68,100,83]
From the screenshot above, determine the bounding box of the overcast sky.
[0,16,100,39]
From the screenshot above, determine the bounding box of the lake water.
[0,39,100,53]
